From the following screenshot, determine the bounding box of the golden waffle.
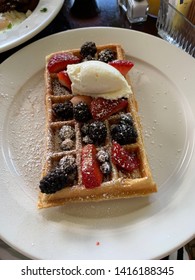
[38,43,157,208]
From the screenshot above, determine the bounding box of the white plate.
[0,0,64,53]
[0,27,195,260]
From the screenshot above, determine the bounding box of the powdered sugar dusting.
[52,78,70,96]
[4,70,45,200]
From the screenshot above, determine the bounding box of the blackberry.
[80,41,97,58]
[59,155,78,184]
[59,125,75,140]
[59,155,77,173]
[73,102,92,122]
[100,162,112,175]
[52,101,73,120]
[60,139,74,151]
[120,113,134,126]
[88,121,107,144]
[39,168,67,194]
[83,55,95,61]
[98,49,116,63]
[58,155,77,185]
[111,123,138,145]
[81,123,92,144]
[96,149,109,163]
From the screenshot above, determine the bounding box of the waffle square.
[38,43,157,208]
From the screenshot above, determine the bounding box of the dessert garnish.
[38,41,157,208]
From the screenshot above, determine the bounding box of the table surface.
[0,0,159,63]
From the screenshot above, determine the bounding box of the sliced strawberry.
[111,141,139,172]
[108,60,134,76]
[90,97,128,120]
[71,95,92,106]
[47,53,80,73]
[57,71,72,90]
[81,144,103,188]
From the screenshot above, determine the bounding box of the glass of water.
[156,0,195,57]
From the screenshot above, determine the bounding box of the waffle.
[38,43,157,209]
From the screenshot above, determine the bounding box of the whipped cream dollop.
[67,60,132,100]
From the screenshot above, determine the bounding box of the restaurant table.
[0,0,194,260]
[0,0,158,63]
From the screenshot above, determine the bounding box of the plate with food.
[0,27,194,259]
[0,0,64,52]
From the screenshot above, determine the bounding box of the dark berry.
[52,101,73,120]
[58,155,77,183]
[88,121,107,144]
[81,123,92,144]
[96,149,109,163]
[80,41,97,58]
[39,168,67,194]
[83,55,95,61]
[100,162,112,175]
[59,125,75,140]
[120,113,134,126]
[111,123,137,145]
[59,155,77,173]
[98,49,116,63]
[60,139,74,151]
[73,101,92,122]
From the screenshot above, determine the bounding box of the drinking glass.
[156,0,195,57]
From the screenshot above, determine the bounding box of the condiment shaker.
[118,0,149,23]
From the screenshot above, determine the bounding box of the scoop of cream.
[67,60,132,99]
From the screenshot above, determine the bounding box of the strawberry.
[81,144,103,188]
[47,52,80,73]
[57,71,72,90]
[90,97,128,120]
[71,95,92,106]
[108,60,134,76]
[111,141,139,171]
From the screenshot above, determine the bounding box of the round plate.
[0,27,195,260]
[0,0,64,53]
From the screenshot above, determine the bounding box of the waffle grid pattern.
[38,44,157,208]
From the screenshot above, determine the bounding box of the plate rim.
[0,27,195,260]
[0,0,64,53]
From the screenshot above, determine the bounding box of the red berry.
[81,144,103,188]
[57,71,72,90]
[108,60,134,76]
[111,141,139,171]
[47,53,80,73]
[71,95,92,106]
[90,97,128,120]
